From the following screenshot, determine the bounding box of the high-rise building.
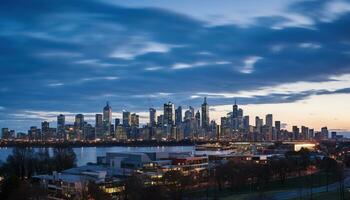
[41,121,50,140]
[292,126,300,140]
[266,114,273,127]
[195,110,201,128]
[201,97,209,130]
[321,127,329,139]
[255,116,262,133]
[130,113,139,127]
[275,121,281,131]
[123,111,131,127]
[103,102,112,136]
[232,100,238,118]
[95,114,103,138]
[115,118,120,126]
[75,114,84,140]
[149,108,156,127]
[1,128,9,139]
[175,106,182,126]
[189,106,195,117]
[163,102,174,126]
[57,114,65,139]
[243,116,250,131]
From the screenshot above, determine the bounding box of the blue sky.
[1,0,350,132]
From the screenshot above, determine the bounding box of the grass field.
[185,172,339,199]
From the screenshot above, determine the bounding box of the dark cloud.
[0,0,350,130]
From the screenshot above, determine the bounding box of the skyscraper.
[243,116,250,131]
[122,111,131,127]
[175,106,182,126]
[103,102,112,136]
[95,114,103,139]
[57,114,65,139]
[266,114,273,127]
[130,113,139,128]
[149,108,156,127]
[41,121,50,140]
[232,100,238,118]
[275,121,281,131]
[201,97,209,129]
[163,102,174,126]
[75,114,84,140]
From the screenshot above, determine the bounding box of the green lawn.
[185,172,339,199]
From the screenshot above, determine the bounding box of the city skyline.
[1,0,350,132]
[0,99,333,134]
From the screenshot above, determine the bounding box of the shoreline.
[0,140,207,148]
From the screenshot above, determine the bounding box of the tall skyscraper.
[201,97,209,129]
[275,121,281,131]
[243,116,250,131]
[95,114,103,138]
[189,106,195,118]
[195,110,201,128]
[163,102,174,126]
[75,114,84,140]
[122,111,131,127]
[103,102,112,136]
[149,108,156,127]
[115,118,120,126]
[130,113,139,127]
[232,100,238,118]
[57,114,65,139]
[175,106,182,126]
[266,114,273,127]
[41,121,50,140]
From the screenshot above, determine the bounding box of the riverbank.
[0,139,208,148]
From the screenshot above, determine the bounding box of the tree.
[86,182,112,200]
[52,147,77,171]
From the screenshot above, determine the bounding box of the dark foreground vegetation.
[0,147,347,200]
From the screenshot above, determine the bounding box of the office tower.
[57,114,65,139]
[255,116,263,133]
[130,113,139,127]
[275,121,281,131]
[95,114,103,138]
[157,115,163,127]
[75,114,84,140]
[309,129,314,139]
[195,110,201,128]
[189,106,195,117]
[266,114,273,127]
[232,100,238,118]
[243,116,250,131]
[123,111,131,127]
[149,108,156,126]
[201,97,209,129]
[184,109,192,121]
[163,102,175,126]
[301,126,309,140]
[75,114,84,129]
[28,126,40,141]
[41,121,50,140]
[1,128,9,139]
[103,102,112,136]
[115,118,120,126]
[292,126,300,140]
[95,114,103,127]
[321,127,328,139]
[175,106,182,126]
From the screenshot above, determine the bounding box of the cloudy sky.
[1,0,350,132]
